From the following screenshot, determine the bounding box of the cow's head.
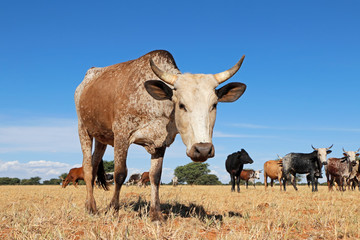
[145,57,246,162]
[238,149,254,164]
[311,144,333,165]
[253,170,261,179]
[343,148,360,166]
[61,177,69,188]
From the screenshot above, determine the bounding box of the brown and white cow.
[342,148,360,190]
[75,50,246,221]
[138,172,150,187]
[61,167,84,188]
[325,148,358,191]
[240,169,261,188]
[263,157,283,190]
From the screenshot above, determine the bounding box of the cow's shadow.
[123,197,242,222]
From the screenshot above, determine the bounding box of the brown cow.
[240,169,261,188]
[263,157,283,190]
[326,148,360,191]
[75,50,247,221]
[61,167,84,188]
[138,172,150,187]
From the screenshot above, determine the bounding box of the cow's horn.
[150,59,178,86]
[342,147,346,153]
[311,145,318,151]
[277,154,282,159]
[327,144,333,150]
[213,55,245,84]
[356,148,360,153]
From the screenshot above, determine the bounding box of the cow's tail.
[97,160,109,191]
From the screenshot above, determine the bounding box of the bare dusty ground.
[0,185,359,239]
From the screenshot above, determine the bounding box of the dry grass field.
[0,184,359,240]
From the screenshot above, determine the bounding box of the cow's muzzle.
[188,143,215,162]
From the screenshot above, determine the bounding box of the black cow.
[126,173,141,186]
[282,145,332,192]
[225,149,254,193]
[105,172,114,183]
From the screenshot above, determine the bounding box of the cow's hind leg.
[278,176,283,191]
[109,136,129,211]
[149,147,166,221]
[78,122,96,213]
[291,174,298,191]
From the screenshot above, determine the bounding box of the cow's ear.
[216,82,246,102]
[144,80,173,100]
[356,153,360,157]
[327,150,332,154]
[343,153,347,157]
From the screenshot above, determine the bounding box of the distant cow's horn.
[213,55,245,84]
[311,145,318,151]
[327,144,333,150]
[150,59,178,85]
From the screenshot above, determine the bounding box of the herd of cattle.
[69,50,358,221]
[61,144,359,194]
[61,168,179,188]
[225,145,360,193]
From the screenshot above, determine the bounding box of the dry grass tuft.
[0,185,359,239]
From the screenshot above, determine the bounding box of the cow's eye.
[179,103,187,112]
[211,103,217,111]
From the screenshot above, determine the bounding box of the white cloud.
[0,160,79,180]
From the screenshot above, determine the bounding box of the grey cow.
[282,145,333,192]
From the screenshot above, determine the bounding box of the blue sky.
[0,1,359,183]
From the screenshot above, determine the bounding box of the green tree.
[174,162,211,185]
[194,174,222,185]
[103,160,114,172]
[43,178,62,185]
[0,177,21,185]
[21,177,41,185]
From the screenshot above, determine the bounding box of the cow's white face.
[312,145,333,165]
[316,148,332,165]
[343,148,360,163]
[253,170,261,179]
[172,74,218,160]
[145,57,246,162]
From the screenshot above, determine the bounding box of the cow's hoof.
[149,208,164,222]
[85,199,97,214]
[108,201,120,211]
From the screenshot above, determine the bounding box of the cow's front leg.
[149,147,166,221]
[236,176,240,193]
[230,174,235,192]
[109,135,129,211]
